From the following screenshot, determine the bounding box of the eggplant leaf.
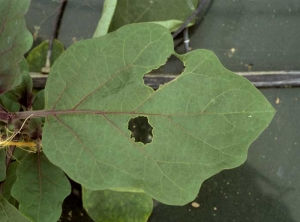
[0,149,5,181]
[0,197,31,222]
[2,162,18,206]
[43,23,275,205]
[0,0,32,94]
[83,188,153,222]
[26,39,64,72]
[109,0,198,32]
[11,153,71,222]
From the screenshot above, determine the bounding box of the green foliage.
[0,197,31,222]
[2,162,18,206]
[42,23,275,205]
[0,58,32,112]
[11,153,71,222]
[109,0,198,32]
[0,1,276,221]
[83,188,153,222]
[32,90,45,111]
[0,150,5,181]
[0,0,32,93]
[26,40,64,72]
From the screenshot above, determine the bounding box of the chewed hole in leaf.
[143,55,183,89]
[128,116,153,144]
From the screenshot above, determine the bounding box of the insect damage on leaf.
[42,23,275,205]
[128,116,153,144]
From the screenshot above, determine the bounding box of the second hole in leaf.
[128,116,153,144]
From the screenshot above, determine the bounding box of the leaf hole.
[128,116,153,144]
[143,55,183,89]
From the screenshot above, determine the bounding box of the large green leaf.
[0,0,32,94]
[11,153,71,222]
[43,23,275,205]
[83,188,153,222]
[109,0,198,32]
[0,197,31,222]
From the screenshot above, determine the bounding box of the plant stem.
[0,108,171,123]
[0,112,9,123]
[12,110,101,120]
[172,0,210,38]
[183,28,190,53]
[5,146,16,169]
[93,0,117,38]
[42,0,68,74]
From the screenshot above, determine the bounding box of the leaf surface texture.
[11,153,71,222]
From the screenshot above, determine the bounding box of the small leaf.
[9,147,28,163]
[0,149,5,181]
[13,59,33,110]
[0,0,32,94]
[32,90,45,111]
[27,117,43,144]
[0,58,32,112]
[26,40,64,72]
[152,20,194,32]
[109,0,198,32]
[0,197,31,222]
[93,0,117,38]
[83,188,153,222]
[2,162,19,206]
[11,153,71,222]
[0,90,20,112]
[43,23,275,205]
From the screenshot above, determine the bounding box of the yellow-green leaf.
[26,39,64,72]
